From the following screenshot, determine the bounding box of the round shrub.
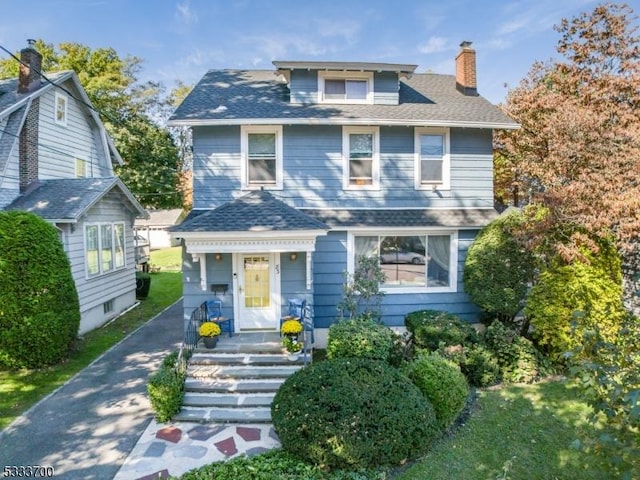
[524,261,626,362]
[147,351,185,422]
[403,353,469,430]
[463,210,536,322]
[405,310,478,351]
[0,211,80,369]
[327,318,397,363]
[271,358,439,470]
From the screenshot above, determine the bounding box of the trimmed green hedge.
[147,351,185,422]
[404,352,469,430]
[327,318,397,363]
[178,449,388,480]
[405,310,478,351]
[272,358,439,470]
[0,211,80,368]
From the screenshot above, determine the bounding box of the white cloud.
[175,0,198,25]
[418,36,449,54]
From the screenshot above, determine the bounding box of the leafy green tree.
[337,255,386,321]
[0,212,80,368]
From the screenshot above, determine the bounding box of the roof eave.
[167,117,520,130]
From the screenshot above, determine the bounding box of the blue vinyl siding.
[290,70,318,104]
[373,71,399,105]
[280,252,313,311]
[192,125,493,210]
[312,232,348,328]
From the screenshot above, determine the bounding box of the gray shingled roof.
[0,71,70,119]
[301,208,499,228]
[172,190,329,233]
[5,177,146,221]
[169,70,517,128]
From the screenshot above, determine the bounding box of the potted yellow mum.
[199,322,222,348]
[281,319,303,360]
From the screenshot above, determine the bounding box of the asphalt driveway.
[0,300,183,479]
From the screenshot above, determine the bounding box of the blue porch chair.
[204,299,234,337]
[280,298,314,344]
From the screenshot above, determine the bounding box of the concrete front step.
[174,405,272,423]
[185,377,286,393]
[190,352,302,366]
[187,364,302,379]
[194,341,284,355]
[183,391,275,408]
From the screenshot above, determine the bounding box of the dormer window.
[318,71,373,104]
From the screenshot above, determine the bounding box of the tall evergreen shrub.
[0,211,80,368]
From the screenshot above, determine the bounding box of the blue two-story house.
[169,42,518,345]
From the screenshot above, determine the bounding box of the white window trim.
[414,127,451,191]
[342,126,380,191]
[240,125,283,190]
[84,222,127,278]
[347,230,458,294]
[54,92,68,126]
[318,71,374,104]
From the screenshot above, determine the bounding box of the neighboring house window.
[350,232,457,293]
[103,299,114,314]
[85,222,126,277]
[318,71,373,104]
[241,125,283,190]
[343,126,379,190]
[54,92,68,126]
[415,127,450,190]
[75,158,87,178]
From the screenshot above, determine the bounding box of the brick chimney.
[455,41,477,96]
[18,39,42,94]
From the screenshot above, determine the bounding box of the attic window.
[54,92,67,126]
[318,71,373,104]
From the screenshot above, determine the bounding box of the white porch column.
[306,250,312,290]
[191,253,208,291]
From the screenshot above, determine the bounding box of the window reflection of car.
[134,234,150,265]
[380,251,425,264]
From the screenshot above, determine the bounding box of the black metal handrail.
[177,301,207,364]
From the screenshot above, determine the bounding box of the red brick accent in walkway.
[156,426,182,444]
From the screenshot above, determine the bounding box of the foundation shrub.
[440,343,501,387]
[147,351,185,422]
[484,321,553,383]
[271,358,439,470]
[326,318,397,364]
[403,352,470,430]
[405,310,478,351]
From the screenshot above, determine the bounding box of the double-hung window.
[319,71,373,104]
[343,126,379,189]
[54,92,68,126]
[241,126,283,189]
[85,222,126,277]
[351,232,457,293]
[415,127,450,190]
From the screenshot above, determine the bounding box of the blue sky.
[0,0,626,104]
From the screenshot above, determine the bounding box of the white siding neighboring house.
[135,209,183,249]
[0,40,148,334]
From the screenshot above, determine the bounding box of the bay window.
[85,222,126,277]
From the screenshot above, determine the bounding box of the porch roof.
[301,207,499,229]
[172,190,329,233]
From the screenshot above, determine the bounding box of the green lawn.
[0,247,183,431]
[394,379,609,480]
